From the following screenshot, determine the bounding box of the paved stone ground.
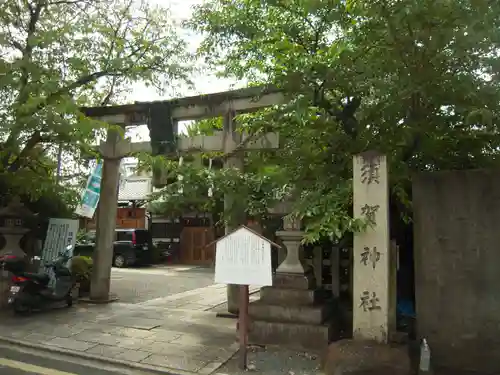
[0,266,320,375]
[0,282,265,374]
[208,292,261,314]
[215,346,321,375]
[0,284,248,374]
[110,266,215,304]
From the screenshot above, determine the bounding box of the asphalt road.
[110,265,215,304]
[0,344,154,375]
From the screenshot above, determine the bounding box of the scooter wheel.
[13,300,30,315]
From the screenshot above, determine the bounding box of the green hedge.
[71,256,93,296]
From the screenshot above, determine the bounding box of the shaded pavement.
[0,283,259,374]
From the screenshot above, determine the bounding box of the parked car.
[74,229,154,268]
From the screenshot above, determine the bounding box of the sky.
[125,0,242,142]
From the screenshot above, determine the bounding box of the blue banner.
[75,160,103,218]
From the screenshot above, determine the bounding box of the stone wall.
[413,169,500,373]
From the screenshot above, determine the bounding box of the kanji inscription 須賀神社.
[352,151,391,342]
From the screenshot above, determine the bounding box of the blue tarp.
[397,298,415,318]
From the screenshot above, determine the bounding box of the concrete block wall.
[413,169,500,373]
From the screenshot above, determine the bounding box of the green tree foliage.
[0,0,190,205]
[151,0,500,242]
[185,117,223,137]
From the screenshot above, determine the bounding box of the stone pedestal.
[248,225,337,350]
[322,339,411,375]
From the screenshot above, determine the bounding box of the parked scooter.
[0,245,75,314]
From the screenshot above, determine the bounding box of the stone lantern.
[0,197,37,309]
[248,199,335,350]
[0,197,37,257]
[269,200,309,274]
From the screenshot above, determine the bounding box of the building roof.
[206,225,281,249]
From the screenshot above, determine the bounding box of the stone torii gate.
[82,86,284,312]
[82,86,396,344]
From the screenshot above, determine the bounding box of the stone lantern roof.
[0,197,38,232]
[0,197,35,218]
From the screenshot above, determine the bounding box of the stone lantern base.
[248,270,338,350]
[0,270,10,310]
[248,208,338,350]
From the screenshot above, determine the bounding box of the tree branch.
[59,171,86,180]
[48,0,91,5]
[3,0,172,172]
[7,130,42,172]
[17,0,44,106]
[3,0,45,167]
[100,76,118,106]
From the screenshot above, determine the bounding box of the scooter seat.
[22,272,50,284]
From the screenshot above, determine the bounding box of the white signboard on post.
[214,226,273,287]
[40,218,79,285]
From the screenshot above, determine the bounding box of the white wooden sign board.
[40,218,79,288]
[214,226,273,286]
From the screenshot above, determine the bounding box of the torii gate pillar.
[91,121,130,301]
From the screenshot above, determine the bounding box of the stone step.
[249,320,335,350]
[249,301,332,325]
[260,287,319,305]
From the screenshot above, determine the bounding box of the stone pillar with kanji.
[352,151,396,342]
